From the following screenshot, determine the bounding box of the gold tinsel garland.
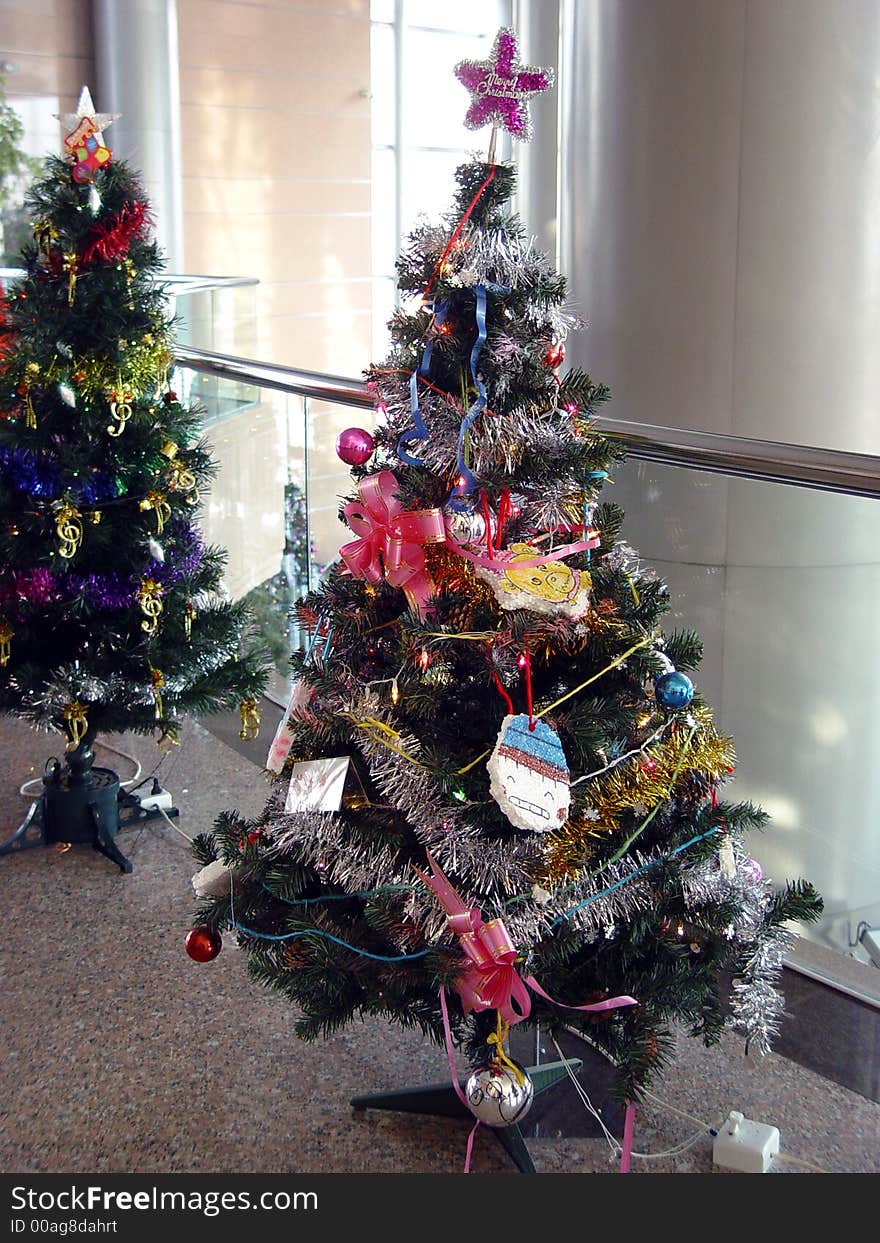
[68,334,172,403]
[541,705,736,883]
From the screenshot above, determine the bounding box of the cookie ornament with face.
[487,713,571,833]
[476,543,591,619]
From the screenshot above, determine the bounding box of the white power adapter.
[712,1110,780,1173]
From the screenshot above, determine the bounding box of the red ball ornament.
[163,391,178,406]
[543,343,565,369]
[185,924,222,962]
[336,426,375,467]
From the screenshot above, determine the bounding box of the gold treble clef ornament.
[107,391,133,437]
[53,498,83,558]
[137,578,164,635]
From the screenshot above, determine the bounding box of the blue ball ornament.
[655,670,694,709]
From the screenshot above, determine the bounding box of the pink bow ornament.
[415,851,637,1026]
[339,471,446,617]
[414,852,531,1025]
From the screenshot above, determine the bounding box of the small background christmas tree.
[0,89,268,839]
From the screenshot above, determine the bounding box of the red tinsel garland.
[81,200,151,266]
[0,287,14,374]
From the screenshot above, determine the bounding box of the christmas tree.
[0,91,267,792]
[188,34,820,1114]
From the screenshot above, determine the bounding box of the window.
[370,0,513,355]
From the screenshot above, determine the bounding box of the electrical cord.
[18,736,144,797]
[156,805,195,844]
[555,1026,832,1172]
[550,1036,721,1162]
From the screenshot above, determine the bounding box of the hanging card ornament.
[475,542,591,618]
[266,678,315,774]
[488,713,570,833]
[284,757,351,814]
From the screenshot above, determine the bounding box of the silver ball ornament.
[443,507,486,546]
[464,1061,534,1128]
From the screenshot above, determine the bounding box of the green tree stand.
[351,1058,580,1173]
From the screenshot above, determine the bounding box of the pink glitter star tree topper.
[454,27,555,149]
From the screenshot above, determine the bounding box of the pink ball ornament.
[336,427,375,467]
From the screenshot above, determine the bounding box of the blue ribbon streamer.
[583,470,608,568]
[550,825,721,927]
[448,284,489,513]
[397,300,449,466]
[232,920,431,962]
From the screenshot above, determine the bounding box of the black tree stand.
[0,731,179,873]
[351,1057,581,1173]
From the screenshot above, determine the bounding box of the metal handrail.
[175,345,880,499]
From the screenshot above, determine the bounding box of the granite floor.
[0,714,877,1175]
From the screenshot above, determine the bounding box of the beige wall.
[0,0,94,153]
[177,0,372,376]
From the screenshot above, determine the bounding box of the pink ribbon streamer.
[415,852,637,1026]
[620,1101,636,1173]
[444,529,599,573]
[339,471,446,617]
[440,986,480,1173]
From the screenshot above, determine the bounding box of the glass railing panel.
[304,397,378,585]
[612,456,880,963]
[172,365,307,702]
[172,279,259,357]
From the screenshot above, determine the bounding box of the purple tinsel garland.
[0,447,119,506]
[0,526,205,620]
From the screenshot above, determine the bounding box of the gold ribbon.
[62,252,78,305]
[0,620,12,667]
[338,712,427,769]
[456,635,658,775]
[21,362,40,430]
[149,664,165,720]
[239,697,261,741]
[53,499,83,559]
[63,701,89,750]
[137,578,164,635]
[487,1016,525,1085]
[139,491,171,535]
[33,219,58,259]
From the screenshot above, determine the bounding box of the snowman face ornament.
[488,713,571,833]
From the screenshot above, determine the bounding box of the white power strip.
[137,786,174,812]
[712,1110,780,1173]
